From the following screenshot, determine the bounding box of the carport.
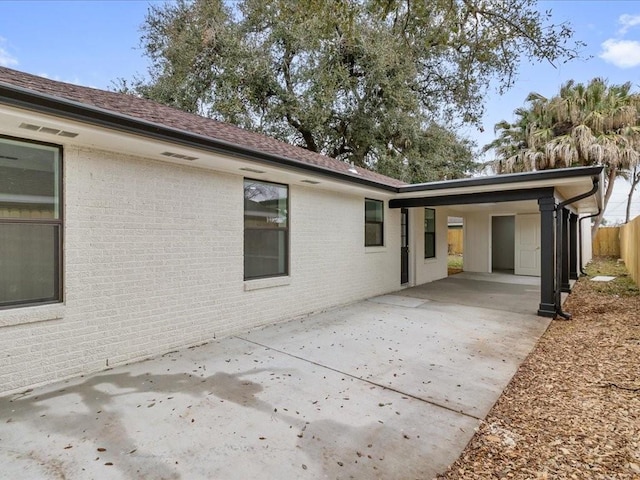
[390,166,604,318]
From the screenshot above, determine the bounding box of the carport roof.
[391,166,604,214]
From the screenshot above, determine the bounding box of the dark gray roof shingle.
[0,67,405,188]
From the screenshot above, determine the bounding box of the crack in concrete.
[235,336,482,421]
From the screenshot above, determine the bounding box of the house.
[0,67,602,395]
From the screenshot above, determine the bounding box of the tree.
[625,165,640,223]
[485,78,640,235]
[122,0,582,182]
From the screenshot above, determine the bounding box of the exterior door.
[515,213,541,276]
[401,208,409,284]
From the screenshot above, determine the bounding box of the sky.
[0,0,639,222]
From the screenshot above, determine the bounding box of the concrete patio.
[0,275,550,479]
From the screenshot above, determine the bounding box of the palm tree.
[625,165,640,223]
[486,78,640,236]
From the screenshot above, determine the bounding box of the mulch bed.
[437,258,640,479]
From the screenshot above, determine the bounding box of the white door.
[515,213,540,276]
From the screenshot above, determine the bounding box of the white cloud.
[37,72,87,87]
[0,37,18,67]
[600,39,640,68]
[618,14,640,34]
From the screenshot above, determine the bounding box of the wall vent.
[161,151,198,161]
[19,123,79,138]
[239,167,266,174]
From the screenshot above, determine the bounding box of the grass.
[584,256,639,297]
[447,254,463,276]
[447,254,463,269]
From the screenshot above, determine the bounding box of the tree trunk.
[591,166,617,239]
[625,165,639,223]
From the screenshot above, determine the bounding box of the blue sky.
[0,0,638,221]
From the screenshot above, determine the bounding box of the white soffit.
[0,104,393,198]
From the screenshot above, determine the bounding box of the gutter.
[397,166,604,193]
[0,83,399,193]
[554,176,600,319]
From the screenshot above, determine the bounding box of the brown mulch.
[437,259,640,480]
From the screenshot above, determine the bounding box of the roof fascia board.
[398,166,604,193]
[0,83,398,192]
[389,187,555,209]
[393,177,590,200]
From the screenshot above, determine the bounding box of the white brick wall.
[412,207,449,284]
[0,146,400,394]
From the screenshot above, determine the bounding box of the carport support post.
[538,197,556,317]
[569,213,578,280]
[561,208,571,293]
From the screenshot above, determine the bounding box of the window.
[424,208,436,259]
[244,179,288,280]
[365,198,384,246]
[0,136,62,308]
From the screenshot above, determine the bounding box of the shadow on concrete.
[399,275,540,315]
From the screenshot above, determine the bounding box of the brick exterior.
[0,147,401,394]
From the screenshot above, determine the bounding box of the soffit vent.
[239,167,266,174]
[19,123,79,138]
[161,151,198,161]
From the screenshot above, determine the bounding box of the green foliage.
[121,0,582,182]
[584,257,639,297]
[487,78,640,173]
[485,78,640,232]
[447,254,464,269]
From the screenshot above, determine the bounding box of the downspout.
[578,209,602,275]
[555,177,600,319]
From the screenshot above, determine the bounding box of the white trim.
[244,276,291,291]
[0,303,64,328]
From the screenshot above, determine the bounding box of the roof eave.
[0,82,399,192]
[397,166,604,194]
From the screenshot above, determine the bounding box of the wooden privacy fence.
[447,228,463,255]
[593,227,621,257]
[620,216,640,285]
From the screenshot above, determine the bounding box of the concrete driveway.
[0,275,549,479]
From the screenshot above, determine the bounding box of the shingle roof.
[0,67,405,188]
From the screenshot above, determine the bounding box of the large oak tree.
[121,0,582,182]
